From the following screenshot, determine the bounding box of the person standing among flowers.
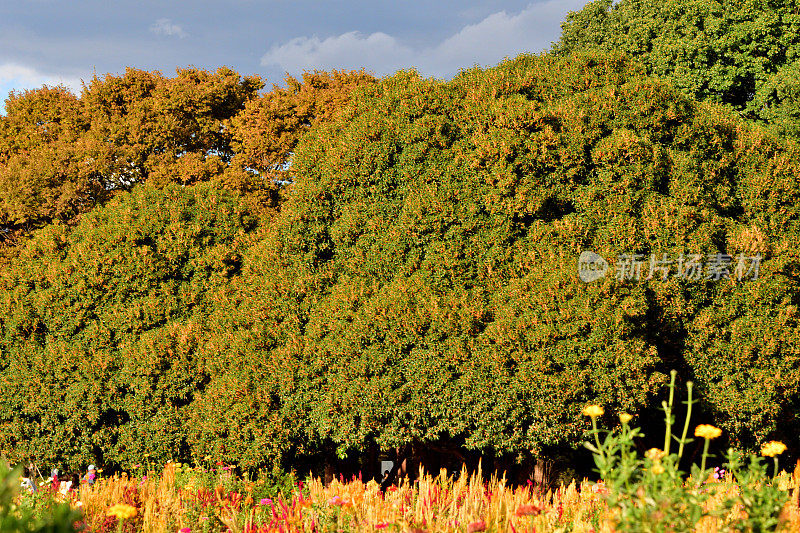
[82,464,97,485]
[49,467,59,491]
[20,466,36,494]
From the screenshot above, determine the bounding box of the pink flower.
[180,529,191,533]
[328,495,351,506]
[467,521,486,533]
[259,498,273,506]
[375,522,390,529]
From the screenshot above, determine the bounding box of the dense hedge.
[1,51,799,472]
[0,183,256,467]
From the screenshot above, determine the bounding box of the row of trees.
[1,0,799,475]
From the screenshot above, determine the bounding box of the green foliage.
[222,52,800,464]
[0,183,256,469]
[2,51,800,470]
[556,0,800,139]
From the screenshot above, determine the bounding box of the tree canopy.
[3,52,799,473]
[556,0,800,139]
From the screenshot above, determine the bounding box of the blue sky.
[1,0,591,108]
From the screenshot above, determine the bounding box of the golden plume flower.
[619,413,633,424]
[107,503,137,520]
[651,463,665,475]
[694,424,722,440]
[761,441,787,457]
[582,404,604,418]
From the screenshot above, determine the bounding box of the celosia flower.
[515,503,543,516]
[180,528,191,533]
[651,464,665,475]
[259,498,272,506]
[761,441,787,457]
[582,404,604,418]
[694,424,722,440]
[107,503,137,520]
[619,413,633,424]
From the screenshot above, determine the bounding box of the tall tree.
[0,67,262,237]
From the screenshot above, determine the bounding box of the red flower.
[515,503,543,516]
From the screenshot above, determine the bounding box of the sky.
[0,0,592,109]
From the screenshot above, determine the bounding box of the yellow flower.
[694,424,722,440]
[582,404,604,418]
[761,441,787,457]
[107,503,137,520]
[651,463,665,475]
[645,448,666,461]
[619,413,633,424]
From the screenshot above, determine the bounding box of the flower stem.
[592,417,604,461]
[664,370,677,455]
[678,381,693,460]
[700,438,710,473]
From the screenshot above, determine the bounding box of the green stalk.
[773,457,780,479]
[592,416,604,461]
[677,381,693,460]
[664,370,677,455]
[700,438,710,473]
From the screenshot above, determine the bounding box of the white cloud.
[0,63,83,113]
[261,0,588,78]
[150,18,187,38]
[261,31,414,75]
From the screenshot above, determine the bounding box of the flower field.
[4,456,799,533]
